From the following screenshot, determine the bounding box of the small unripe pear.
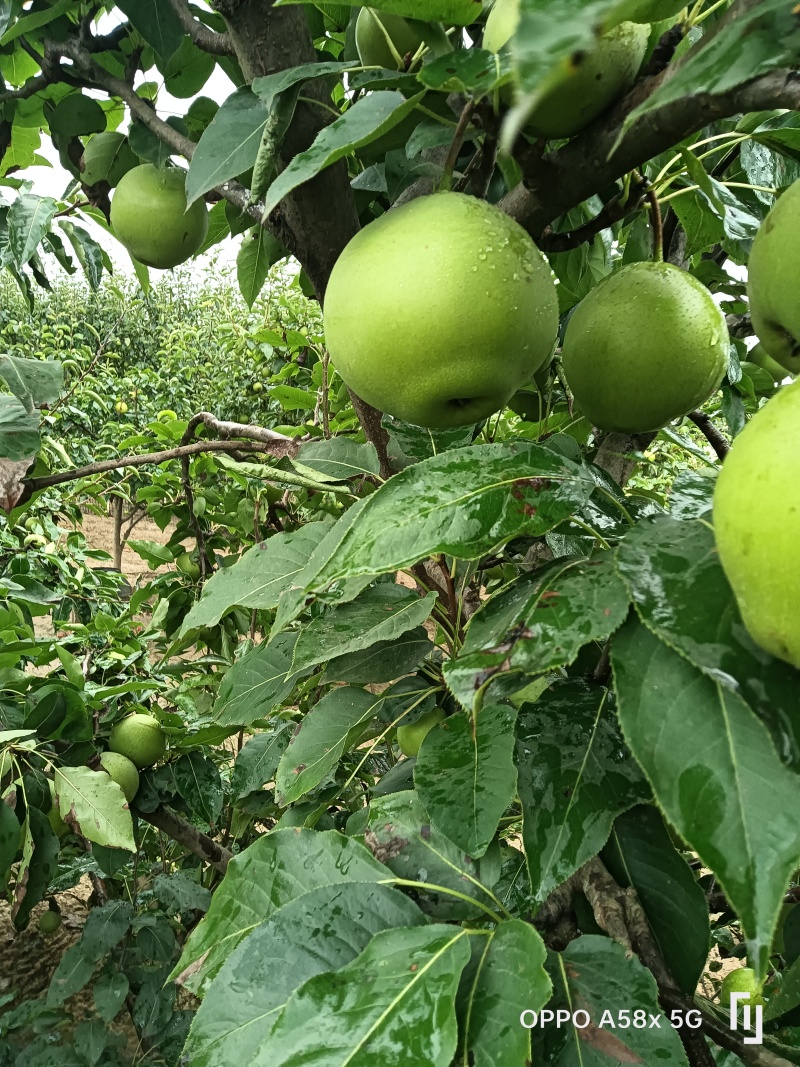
[748,179,800,375]
[355,8,425,70]
[397,707,445,758]
[99,751,140,802]
[714,380,800,669]
[109,714,166,769]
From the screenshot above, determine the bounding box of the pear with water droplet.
[324,191,558,428]
[561,261,728,432]
[714,379,800,669]
[747,179,800,376]
[484,0,649,139]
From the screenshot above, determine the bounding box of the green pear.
[609,0,686,23]
[109,713,167,769]
[748,343,793,384]
[38,909,62,935]
[397,707,445,758]
[748,180,800,375]
[484,0,649,139]
[99,751,140,803]
[111,164,208,270]
[561,262,728,432]
[719,967,765,1010]
[324,191,558,428]
[713,380,800,669]
[355,8,426,70]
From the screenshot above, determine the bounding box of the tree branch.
[538,177,647,252]
[687,411,730,461]
[500,68,800,240]
[166,0,234,55]
[138,804,232,873]
[23,436,297,495]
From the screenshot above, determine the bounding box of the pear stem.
[647,187,664,262]
[440,100,476,193]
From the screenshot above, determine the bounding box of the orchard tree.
[1,1,800,1066]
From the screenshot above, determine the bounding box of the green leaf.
[418,48,507,95]
[297,438,380,480]
[127,539,175,568]
[237,227,279,307]
[622,0,800,135]
[611,616,800,980]
[602,805,710,995]
[458,920,551,1067]
[447,554,630,702]
[765,954,800,1021]
[93,972,129,1023]
[275,687,383,805]
[532,935,690,1065]
[116,0,184,59]
[291,584,437,673]
[7,194,57,268]
[152,870,212,914]
[58,221,105,291]
[11,807,59,928]
[1,0,72,45]
[184,882,423,1067]
[213,633,303,728]
[0,394,39,461]
[366,790,499,919]
[0,801,19,884]
[174,752,223,825]
[54,765,135,851]
[251,924,471,1067]
[325,627,432,684]
[181,523,330,634]
[46,943,96,1008]
[186,88,268,204]
[414,704,518,858]
[275,0,482,25]
[0,353,63,408]
[162,33,216,98]
[170,828,391,995]
[79,900,134,963]
[616,516,800,769]
[261,91,425,219]
[231,726,292,801]
[517,679,650,903]
[304,443,595,593]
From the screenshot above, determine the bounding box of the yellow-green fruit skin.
[719,967,765,1008]
[484,0,649,138]
[111,164,208,269]
[397,707,446,758]
[610,0,686,22]
[99,751,140,803]
[109,714,166,769]
[355,8,425,69]
[324,192,558,428]
[561,262,728,432]
[38,910,62,934]
[713,380,800,669]
[749,343,793,383]
[747,180,800,375]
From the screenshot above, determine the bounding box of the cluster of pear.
[101,713,168,802]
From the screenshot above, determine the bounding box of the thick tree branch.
[166,0,234,55]
[500,68,800,240]
[139,804,232,873]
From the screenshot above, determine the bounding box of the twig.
[138,804,232,873]
[647,187,664,261]
[538,178,647,253]
[441,100,476,192]
[687,411,730,461]
[165,0,234,55]
[348,391,393,479]
[23,438,294,494]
